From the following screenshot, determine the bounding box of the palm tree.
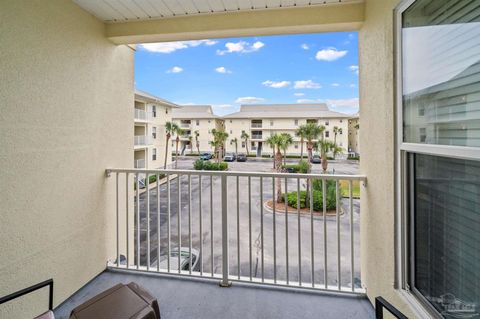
[265,134,280,169]
[279,133,294,166]
[174,127,184,168]
[295,125,307,160]
[187,135,193,154]
[315,140,338,173]
[303,123,325,168]
[164,121,179,169]
[194,130,200,155]
[210,129,229,163]
[241,132,250,156]
[333,126,343,145]
[216,131,229,162]
[231,137,238,158]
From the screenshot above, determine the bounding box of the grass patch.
[340,180,360,198]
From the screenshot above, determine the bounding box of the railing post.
[220,174,232,287]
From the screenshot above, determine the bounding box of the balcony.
[52,168,370,319]
[134,109,152,122]
[251,134,263,140]
[134,135,153,147]
[180,122,191,129]
[134,159,146,169]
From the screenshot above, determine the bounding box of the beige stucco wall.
[0,0,133,318]
[360,0,420,317]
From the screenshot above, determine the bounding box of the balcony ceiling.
[73,0,364,22]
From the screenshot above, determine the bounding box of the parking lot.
[135,156,361,288]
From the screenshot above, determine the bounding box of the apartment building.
[3,1,479,319]
[348,114,360,156]
[134,89,179,169]
[223,104,351,157]
[172,105,224,154]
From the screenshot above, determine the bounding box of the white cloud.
[349,65,359,75]
[349,84,357,88]
[294,93,305,97]
[217,41,265,55]
[140,39,218,53]
[235,96,266,104]
[301,43,309,50]
[297,99,318,104]
[294,80,322,89]
[331,83,340,87]
[315,48,348,61]
[215,66,232,74]
[326,98,359,109]
[262,80,290,88]
[167,66,183,73]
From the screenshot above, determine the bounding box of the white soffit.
[73,0,364,22]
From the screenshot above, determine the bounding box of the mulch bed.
[264,200,341,216]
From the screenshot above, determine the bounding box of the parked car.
[311,154,321,164]
[200,152,213,160]
[223,153,236,162]
[236,153,247,162]
[155,248,200,272]
[285,167,295,173]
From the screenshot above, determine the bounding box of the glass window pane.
[402,0,480,147]
[413,154,480,317]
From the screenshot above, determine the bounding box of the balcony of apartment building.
[179,120,192,129]
[250,120,263,129]
[251,131,263,140]
[134,108,152,123]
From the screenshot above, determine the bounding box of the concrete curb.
[138,174,178,195]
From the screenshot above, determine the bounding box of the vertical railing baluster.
[157,173,161,272]
[126,173,129,268]
[188,174,192,274]
[349,180,354,292]
[220,174,231,287]
[272,176,277,284]
[136,173,140,269]
[285,177,289,285]
[297,178,301,286]
[116,172,119,267]
[248,176,252,281]
[236,175,240,280]
[210,175,214,277]
[323,179,327,289]
[336,180,341,290]
[167,174,171,272]
[310,177,314,287]
[260,176,264,283]
[146,173,150,271]
[178,175,181,274]
[199,175,203,276]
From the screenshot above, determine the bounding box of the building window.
[294,143,298,149]
[325,121,329,126]
[325,131,329,138]
[270,120,274,126]
[397,1,480,316]
[208,120,211,123]
[152,148,157,161]
[230,120,232,123]
[294,119,298,125]
[152,105,156,118]
[340,120,342,123]
[196,120,200,126]
[230,130,232,134]
[165,109,168,114]
[152,127,157,139]
[241,142,245,148]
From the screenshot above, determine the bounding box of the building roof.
[135,89,180,108]
[222,104,352,119]
[172,105,220,119]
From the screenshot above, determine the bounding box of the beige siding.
[0,0,134,318]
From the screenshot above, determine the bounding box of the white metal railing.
[251,134,263,140]
[134,135,153,146]
[134,159,146,169]
[134,109,152,121]
[105,168,367,295]
[180,123,191,128]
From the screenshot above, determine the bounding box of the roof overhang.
[94,2,364,44]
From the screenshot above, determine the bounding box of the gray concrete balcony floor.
[54,270,374,319]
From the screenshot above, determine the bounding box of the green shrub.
[348,156,360,160]
[194,159,204,170]
[281,188,337,211]
[312,179,336,192]
[282,160,309,173]
[194,160,228,171]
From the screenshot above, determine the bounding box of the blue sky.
[135,32,359,116]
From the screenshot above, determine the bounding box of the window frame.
[394,1,480,318]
